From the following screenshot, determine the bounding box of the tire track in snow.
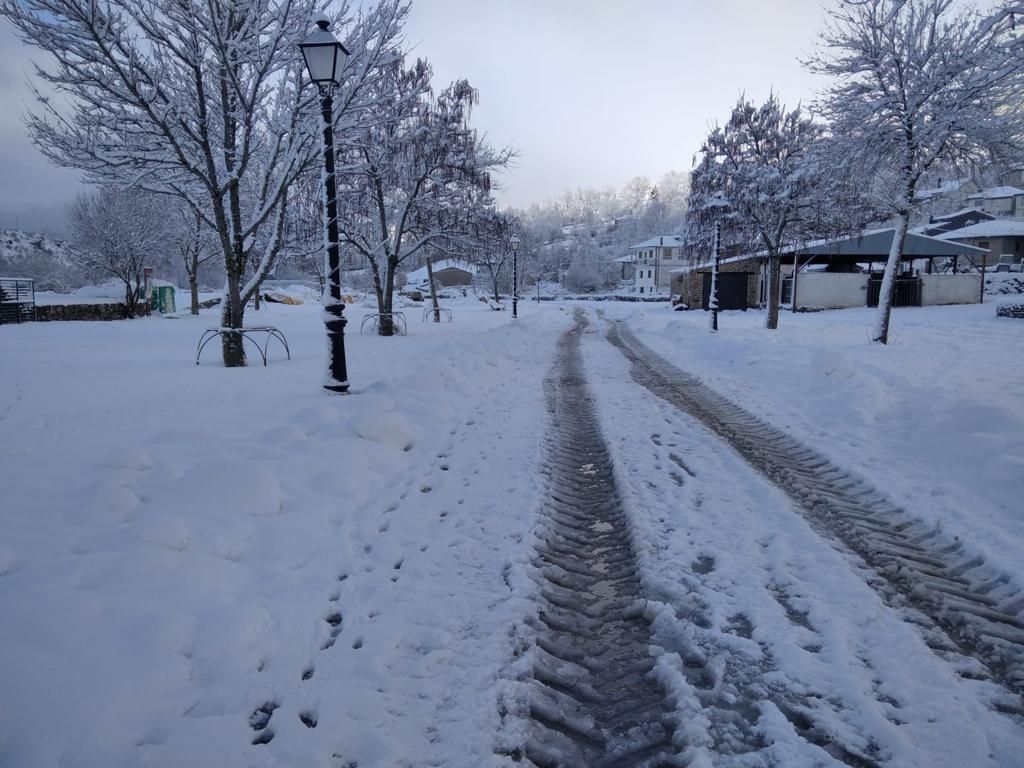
[605,318,1024,706]
[521,311,677,767]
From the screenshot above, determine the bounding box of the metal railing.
[0,278,35,324]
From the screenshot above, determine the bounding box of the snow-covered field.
[1,297,1022,766]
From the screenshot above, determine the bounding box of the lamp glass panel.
[303,44,338,83]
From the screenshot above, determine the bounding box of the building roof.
[914,179,964,200]
[405,260,477,284]
[934,219,1024,240]
[966,186,1024,200]
[629,235,684,251]
[933,207,993,222]
[778,228,987,260]
[668,228,988,276]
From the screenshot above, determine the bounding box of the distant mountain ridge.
[0,229,86,291]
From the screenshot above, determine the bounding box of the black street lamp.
[510,233,521,319]
[300,15,350,394]
[706,194,728,334]
[709,219,721,332]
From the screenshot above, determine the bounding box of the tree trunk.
[190,273,199,315]
[221,274,246,366]
[124,281,136,319]
[379,259,396,337]
[872,212,910,345]
[426,257,441,322]
[766,253,781,330]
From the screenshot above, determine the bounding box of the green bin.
[151,285,176,314]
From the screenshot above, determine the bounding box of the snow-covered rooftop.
[629,235,684,251]
[935,219,1024,240]
[932,207,991,221]
[914,179,964,199]
[966,186,1024,199]
[405,260,478,284]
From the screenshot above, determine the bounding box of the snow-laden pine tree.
[0,0,407,364]
[688,94,829,329]
[334,59,511,335]
[808,0,1024,344]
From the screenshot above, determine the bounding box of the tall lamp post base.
[324,304,349,394]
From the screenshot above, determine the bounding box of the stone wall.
[671,258,762,309]
[35,302,148,322]
[996,303,1024,319]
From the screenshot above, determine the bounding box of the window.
[639,286,644,294]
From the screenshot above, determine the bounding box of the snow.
[629,235,685,250]
[967,186,1024,199]
[935,218,1024,239]
[403,259,478,285]
[1,297,1023,766]
[597,302,1024,580]
[0,297,567,767]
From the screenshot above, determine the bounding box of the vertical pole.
[321,88,349,394]
[979,255,986,304]
[512,246,519,319]
[791,254,800,313]
[709,218,720,332]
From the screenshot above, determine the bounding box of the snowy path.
[521,311,675,767]
[603,317,1024,702]
[567,309,1024,766]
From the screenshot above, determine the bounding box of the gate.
[867,274,921,307]
[702,272,749,310]
[0,278,35,324]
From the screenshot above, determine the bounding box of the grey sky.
[0,1,830,233]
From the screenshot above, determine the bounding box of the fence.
[0,278,35,324]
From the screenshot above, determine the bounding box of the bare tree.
[808,0,1024,343]
[175,206,217,315]
[70,186,168,317]
[335,61,511,335]
[2,0,408,364]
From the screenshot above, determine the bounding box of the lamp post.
[300,15,350,394]
[709,218,721,332]
[706,193,728,334]
[510,233,521,319]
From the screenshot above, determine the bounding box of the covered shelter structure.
[778,229,989,310]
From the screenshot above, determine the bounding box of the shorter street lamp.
[300,15,350,394]
[510,233,521,319]
[706,194,728,334]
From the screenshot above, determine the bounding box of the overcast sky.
[0,0,831,234]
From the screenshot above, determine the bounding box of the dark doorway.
[702,272,750,310]
[866,274,921,307]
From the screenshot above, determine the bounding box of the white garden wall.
[920,274,981,305]
[794,273,868,309]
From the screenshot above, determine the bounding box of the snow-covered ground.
[600,302,1024,582]
[0,297,569,767]
[1,297,1022,766]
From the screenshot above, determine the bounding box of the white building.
[628,235,685,295]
